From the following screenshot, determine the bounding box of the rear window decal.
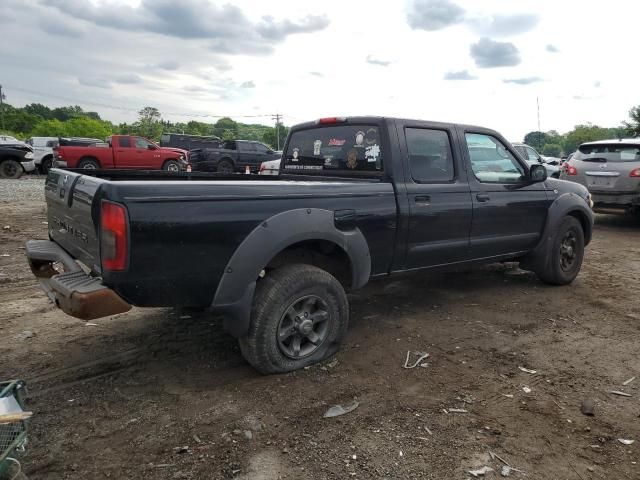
[354,131,365,148]
[292,148,300,161]
[366,144,381,163]
[328,138,346,146]
[365,128,378,145]
[347,149,358,169]
[313,140,322,156]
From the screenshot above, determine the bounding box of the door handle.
[476,194,490,202]
[414,195,431,204]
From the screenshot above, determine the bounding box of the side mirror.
[267,150,274,154]
[529,163,547,182]
[147,144,157,150]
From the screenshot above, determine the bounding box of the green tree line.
[522,105,640,156]
[0,103,288,149]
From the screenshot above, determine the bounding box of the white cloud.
[470,37,521,68]
[0,0,636,142]
[407,0,465,31]
[444,70,477,80]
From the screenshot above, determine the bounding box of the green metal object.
[0,380,28,478]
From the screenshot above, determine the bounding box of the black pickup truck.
[26,116,594,373]
[189,140,281,173]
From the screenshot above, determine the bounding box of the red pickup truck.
[53,135,189,171]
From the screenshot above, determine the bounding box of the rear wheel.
[239,264,349,374]
[78,158,100,169]
[217,159,234,173]
[535,216,585,285]
[163,160,181,172]
[0,159,23,179]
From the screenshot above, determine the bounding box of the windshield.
[283,124,383,175]
[576,143,640,162]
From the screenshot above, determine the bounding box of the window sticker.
[323,155,338,169]
[292,147,300,161]
[313,140,322,156]
[328,138,346,146]
[347,149,358,169]
[365,144,380,163]
[365,128,378,145]
[354,131,365,148]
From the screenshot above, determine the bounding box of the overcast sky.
[1,0,638,140]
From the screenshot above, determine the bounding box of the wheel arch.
[521,192,594,271]
[212,208,371,337]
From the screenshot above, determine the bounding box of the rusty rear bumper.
[25,240,131,320]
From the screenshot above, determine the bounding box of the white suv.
[25,137,58,174]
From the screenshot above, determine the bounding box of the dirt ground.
[1,177,639,479]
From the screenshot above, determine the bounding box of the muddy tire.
[0,159,23,179]
[239,264,349,374]
[217,159,234,174]
[78,158,100,169]
[535,216,585,285]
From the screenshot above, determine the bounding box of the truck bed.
[44,168,398,307]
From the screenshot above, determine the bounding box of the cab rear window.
[283,125,383,175]
[576,143,640,162]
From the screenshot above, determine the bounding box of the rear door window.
[575,143,640,162]
[405,128,454,182]
[283,125,383,175]
[116,136,132,148]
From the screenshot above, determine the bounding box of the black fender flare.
[212,208,371,337]
[522,192,594,270]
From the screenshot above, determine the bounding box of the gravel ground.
[1,179,639,479]
[0,176,45,203]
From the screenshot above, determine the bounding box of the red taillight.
[317,117,346,124]
[630,168,640,178]
[100,200,128,271]
[564,164,577,176]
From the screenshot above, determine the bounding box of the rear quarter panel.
[62,146,114,168]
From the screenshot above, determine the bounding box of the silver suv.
[512,142,560,178]
[560,138,640,213]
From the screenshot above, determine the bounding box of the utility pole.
[0,85,5,132]
[271,113,282,150]
[536,96,541,132]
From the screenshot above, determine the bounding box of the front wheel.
[535,216,585,285]
[217,159,234,173]
[163,160,181,172]
[40,156,53,175]
[239,264,349,374]
[0,159,23,179]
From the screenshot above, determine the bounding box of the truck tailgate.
[45,170,103,273]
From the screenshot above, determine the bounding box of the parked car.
[259,158,281,175]
[560,138,640,213]
[25,136,58,174]
[53,135,189,171]
[189,140,280,173]
[160,133,221,151]
[512,143,561,178]
[26,116,593,373]
[0,135,30,149]
[0,144,36,178]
